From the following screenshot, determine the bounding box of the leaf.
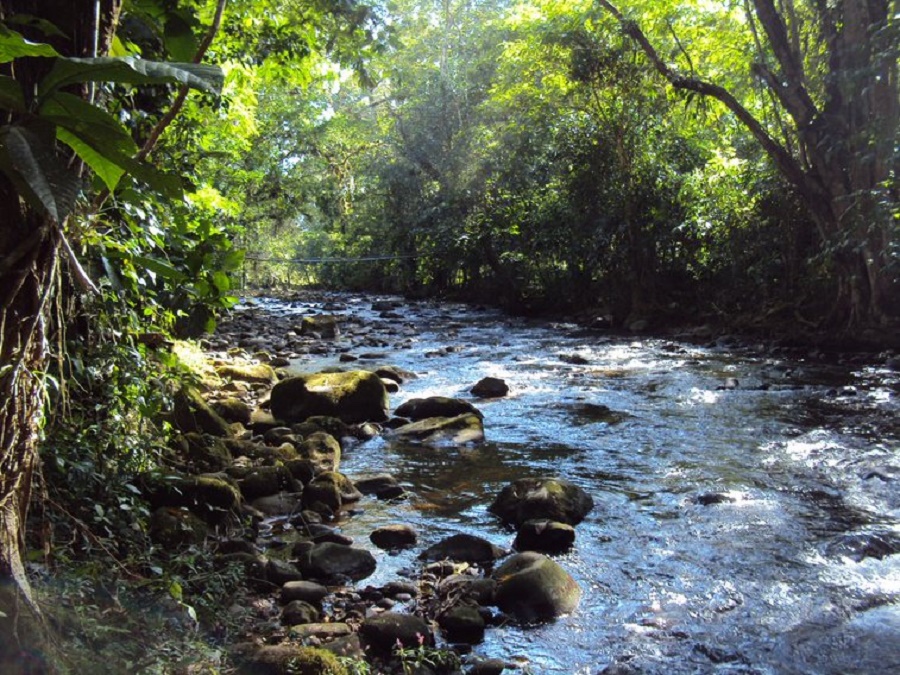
[130,254,187,283]
[5,15,69,39]
[164,13,198,62]
[0,75,25,112]
[40,56,224,100]
[0,124,79,222]
[0,26,59,63]
[56,127,125,191]
[168,580,183,602]
[211,270,231,292]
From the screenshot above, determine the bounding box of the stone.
[235,645,348,675]
[266,559,303,586]
[281,599,321,626]
[492,552,581,622]
[149,507,208,549]
[438,603,485,643]
[354,474,406,500]
[297,542,376,582]
[289,622,353,641]
[468,658,508,675]
[173,387,232,437]
[271,370,389,424]
[213,397,253,425]
[139,472,241,521]
[490,477,594,527]
[370,524,418,550]
[419,533,507,564]
[394,396,483,421]
[217,363,278,384]
[390,413,484,444]
[281,580,329,605]
[374,365,417,383]
[471,377,509,398]
[251,491,302,516]
[513,520,576,554]
[302,471,362,515]
[183,433,232,473]
[359,612,433,653]
[239,465,294,500]
[300,315,340,338]
[295,431,341,474]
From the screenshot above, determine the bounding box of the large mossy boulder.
[489,477,593,527]
[296,542,376,582]
[270,371,388,424]
[235,644,347,675]
[140,472,241,521]
[390,413,484,444]
[173,387,232,437]
[491,552,581,622]
[394,396,483,421]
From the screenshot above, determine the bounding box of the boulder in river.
[492,551,581,622]
[299,315,340,338]
[234,644,347,675]
[513,519,576,554]
[490,477,594,527]
[390,413,485,444]
[370,524,418,550]
[354,473,406,500]
[471,376,510,398]
[395,396,483,421]
[438,602,486,643]
[270,370,389,424]
[297,542,376,582]
[419,533,508,564]
[360,612,433,653]
[295,431,341,474]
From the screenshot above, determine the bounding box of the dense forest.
[0,0,897,672]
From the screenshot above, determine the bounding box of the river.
[248,294,899,674]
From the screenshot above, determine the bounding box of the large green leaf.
[0,124,79,222]
[56,127,125,192]
[0,75,25,112]
[40,56,224,100]
[0,26,59,63]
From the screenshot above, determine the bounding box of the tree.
[0,1,223,665]
[597,0,899,328]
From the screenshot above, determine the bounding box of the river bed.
[244,294,900,674]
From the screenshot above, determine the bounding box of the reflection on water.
[255,295,900,673]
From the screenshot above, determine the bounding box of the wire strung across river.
[243,254,422,264]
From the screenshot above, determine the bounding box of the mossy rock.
[183,432,232,472]
[236,644,348,675]
[139,472,241,520]
[173,386,232,437]
[217,363,278,384]
[214,397,253,425]
[271,370,389,424]
[492,552,581,622]
[296,431,341,474]
[292,415,352,441]
[149,507,208,549]
[489,477,594,527]
[239,465,295,500]
[390,413,484,444]
[299,315,340,338]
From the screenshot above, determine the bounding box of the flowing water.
[251,294,900,674]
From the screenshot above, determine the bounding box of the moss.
[238,644,349,675]
[217,363,278,384]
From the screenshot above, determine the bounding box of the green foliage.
[393,635,461,675]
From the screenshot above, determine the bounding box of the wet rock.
[173,386,232,437]
[492,552,581,622]
[490,477,594,527]
[299,315,340,338]
[360,612,433,653]
[390,413,485,444]
[238,465,294,500]
[183,433,233,472]
[302,471,362,516]
[513,519,576,554]
[559,353,590,365]
[251,491,302,516]
[471,376,509,398]
[825,530,900,562]
[438,576,497,605]
[468,658,508,675]
[281,580,329,605]
[420,533,508,564]
[266,559,303,586]
[297,542,376,582]
[217,363,278,385]
[693,492,736,506]
[234,644,347,675]
[271,370,389,424]
[381,378,400,393]
[375,365,417,384]
[140,472,241,520]
[395,396,483,421]
[355,474,406,500]
[289,622,353,641]
[438,603,485,643]
[281,599,321,626]
[213,397,253,425]
[149,507,208,549]
[263,426,295,444]
[291,524,353,548]
[716,377,740,391]
[370,524,418,550]
[293,416,353,443]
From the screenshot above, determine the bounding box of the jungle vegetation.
[0,0,896,671]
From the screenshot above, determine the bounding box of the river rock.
[354,473,406,499]
[490,477,594,527]
[139,472,241,521]
[293,415,353,442]
[235,644,346,675]
[295,431,342,474]
[395,396,483,420]
[297,542,376,582]
[238,465,295,500]
[438,603,485,643]
[375,365,417,384]
[251,491,302,515]
[360,612,433,653]
[271,370,389,424]
[370,524,418,550]
[266,559,303,586]
[217,363,278,385]
[513,519,576,553]
[213,397,253,425]
[173,386,232,437]
[281,599,320,626]
[420,533,508,564]
[471,377,509,398]
[281,580,329,605]
[825,530,900,562]
[289,622,353,641]
[183,433,232,473]
[390,413,485,444]
[492,552,581,621]
[302,471,362,516]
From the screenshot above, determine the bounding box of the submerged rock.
[390,413,485,444]
[490,477,594,527]
[271,370,389,424]
[395,396,483,421]
[492,552,581,622]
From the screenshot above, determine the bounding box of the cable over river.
[224,293,899,674]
